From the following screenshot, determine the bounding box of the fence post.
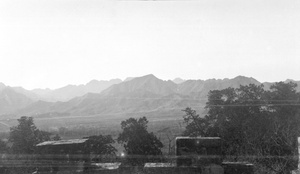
[298,137,300,170]
[292,137,300,174]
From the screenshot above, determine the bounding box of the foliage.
[52,134,61,141]
[83,134,117,155]
[9,116,51,154]
[0,139,8,153]
[36,130,52,142]
[118,117,163,165]
[183,82,300,173]
[182,107,208,136]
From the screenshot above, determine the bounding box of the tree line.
[0,116,163,165]
[183,82,300,174]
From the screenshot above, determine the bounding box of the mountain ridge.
[0,75,300,119]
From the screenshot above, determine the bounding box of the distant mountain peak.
[0,82,6,90]
[101,74,177,96]
[141,74,158,79]
[130,74,161,83]
[124,77,136,82]
[87,79,99,85]
[232,75,259,83]
[233,75,254,80]
[87,79,122,84]
[173,78,185,84]
[285,79,296,83]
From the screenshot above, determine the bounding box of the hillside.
[12,75,275,118]
[31,79,122,102]
[101,74,177,97]
[0,75,299,127]
[0,87,33,115]
[1,79,122,103]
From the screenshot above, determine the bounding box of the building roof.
[175,137,221,140]
[36,139,88,147]
[144,163,175,168]
[91,163,122,170]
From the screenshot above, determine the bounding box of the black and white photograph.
[0,0,299,173]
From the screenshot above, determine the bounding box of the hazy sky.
[0,0,299,89]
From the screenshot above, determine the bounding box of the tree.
[182,107,208,136]
[84,135,116,155]
[261,82,300,173]
[118,117,163,165]
[9,116,51,154]
[52,134,61,141]
[183,82,300,173]
[36,130,52,142]
[0,140,8,153]
[82,135,117,162]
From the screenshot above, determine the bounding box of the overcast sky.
[0,0,299,90]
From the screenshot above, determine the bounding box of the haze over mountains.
[0,75,299,120]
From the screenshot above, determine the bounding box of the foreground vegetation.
[182,82,300,174]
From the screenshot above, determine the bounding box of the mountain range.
[0,75,299,121]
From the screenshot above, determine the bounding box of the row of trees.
[183,82,300,173]
[0,116,164,164]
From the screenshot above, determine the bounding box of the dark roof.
[176,137,221,140]
[36,139,88,147]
